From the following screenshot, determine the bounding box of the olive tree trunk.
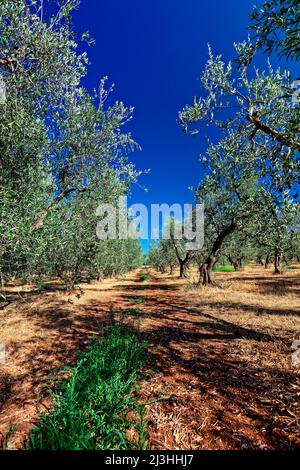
[199,218,238,286]
[264,254,270,269]
[179,254,190,278]
[274,251,282,274]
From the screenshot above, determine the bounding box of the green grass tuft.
[131,296,146,304]
[26,324,147,450]
[0,423,18,450]
[137,285,147,290]
[212,265,235,273]
[120,308,141,318]
[139,273,149,282]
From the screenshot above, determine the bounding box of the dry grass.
[0,265,299,449]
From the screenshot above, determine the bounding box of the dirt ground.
[0,265,299,449]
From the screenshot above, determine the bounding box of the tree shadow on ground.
[115,277,300,449]
[1,270,299,449]
[218,274,300,296]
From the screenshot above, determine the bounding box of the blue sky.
[71,0,296,251]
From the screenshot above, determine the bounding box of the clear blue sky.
[71,0,295,252]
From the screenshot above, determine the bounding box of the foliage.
[179,40,300,281]
[0,0,142,287]
[249,0,300,61]
[139,272,149,282]
[179,45,300,154]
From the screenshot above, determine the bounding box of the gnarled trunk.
[264,254,269,269]
[258,256,264,267]
[199,218,238,286]
[274,251,281,274]
[228,254,240,272]
[172,241,191,279]
[232,261,239,272]
[179,255,190,278]
[200,256,216,285]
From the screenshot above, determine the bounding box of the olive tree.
[194,133,261,284]
[249,0,300,61]
[179,44,299,284]
[0,0,142,286]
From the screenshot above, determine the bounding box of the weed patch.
[213,265,235,273]
[27,324,147,450]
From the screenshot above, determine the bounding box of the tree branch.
[248,109,300,152]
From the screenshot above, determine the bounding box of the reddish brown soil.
[0,266,299,449]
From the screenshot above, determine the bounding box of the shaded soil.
[0,266,299,449]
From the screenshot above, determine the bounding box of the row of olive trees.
[148,0,300,284]
[0,0,143,289]
[148,211,300,283]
